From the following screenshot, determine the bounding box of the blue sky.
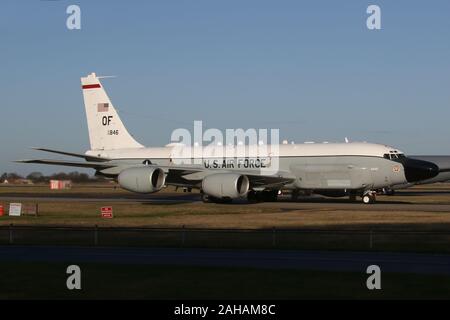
[1,0,450,175]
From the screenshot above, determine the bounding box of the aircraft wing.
[166,168,295,189]
[245,174,295,188]
[17,150,295,189]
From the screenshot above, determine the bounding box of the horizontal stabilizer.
[14,159,115,169]
[32,147,110,162]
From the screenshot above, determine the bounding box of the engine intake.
[202,173,250,199]
[118,167,165,193]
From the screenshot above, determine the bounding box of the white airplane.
[17,73,440,204]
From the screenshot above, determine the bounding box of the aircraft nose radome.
[403,158,439,183]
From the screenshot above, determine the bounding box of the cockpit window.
[383,153,405,160]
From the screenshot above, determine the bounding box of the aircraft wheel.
[203,194,232,204]
[201,193,211,203]
[362,193,376,204]
[247,190,258,203]
[263,190,278,202]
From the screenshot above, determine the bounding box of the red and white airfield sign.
[101,206,113,219]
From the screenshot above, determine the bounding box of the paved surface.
[1,245,450,275]
[0,193,199,204]
[2,193,450,212]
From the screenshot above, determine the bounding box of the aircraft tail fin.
[81,73,144,150]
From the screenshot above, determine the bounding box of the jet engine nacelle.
[118,167,166,193]
[202,173,250,199]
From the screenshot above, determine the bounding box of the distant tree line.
[0,171,108,183]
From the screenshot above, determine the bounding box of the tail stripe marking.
[82,84,101,89]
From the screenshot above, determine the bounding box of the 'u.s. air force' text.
[204,158,268,169]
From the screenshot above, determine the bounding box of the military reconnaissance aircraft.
[17,73,440,204]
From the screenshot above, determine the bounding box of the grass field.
[1,262,450,299]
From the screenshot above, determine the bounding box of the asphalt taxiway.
[1,192,450,212]
[1,245,450,275]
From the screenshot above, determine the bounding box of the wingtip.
[13,159,31,163]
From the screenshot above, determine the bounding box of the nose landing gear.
[362,191,377,204]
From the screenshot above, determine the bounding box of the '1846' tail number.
[108,130,119,135]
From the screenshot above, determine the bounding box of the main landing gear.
[201,193,232,204]
[247,190,279,203]
[201,190,278,204]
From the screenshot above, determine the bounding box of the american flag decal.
[97,103,109,112]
